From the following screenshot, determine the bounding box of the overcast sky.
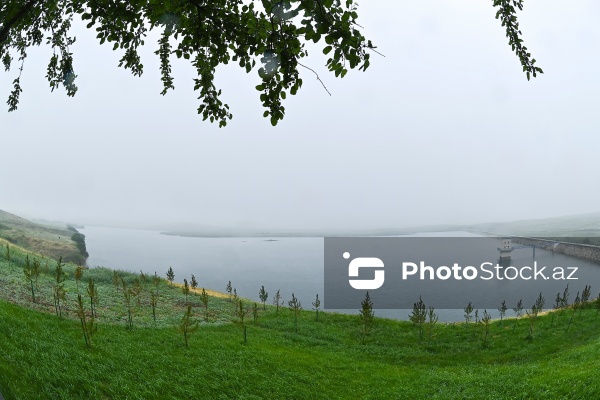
[1,1,600,230]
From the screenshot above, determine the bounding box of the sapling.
[76,293,96,348]
[74,265,84,293]
[482,309,492,347]
[179,304,199,348]
[235,300,247,344]
[121,278,134,329]
[409,296,426,340]
[139,271,148,286]
[581,285,592,309]
[226,281,233,302]
[312,294,321,321]
[23,256,39,303]
[527,293,545,339]
[359,291,375,344]
[112,271,120,293]
[596,293,600,316]
[233,288,238,305]
[200,288,209,322]
[183,278,190,305]
[87,278,99,319]
[150,272,160,322]
[131,277,143,306]
[150,290,159,323]
[513,299,523,332]
[567,291,581,330]
[53,257,66,317]
[475,309,479,325]
[166,267,175,286]
[259,285,268,310]
[252,302,259,324]
[427,306,438,342]
[559,284,570,312]
[273,289,282,314]
[4,243,10,261]
[464,302,474,325]
[552,291,561,326]
[498,300,507,327]
[288,293,302,333]
[191,274,198,292]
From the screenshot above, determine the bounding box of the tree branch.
[0,0,42,45]
[298,62,331,96]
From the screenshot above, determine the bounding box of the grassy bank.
[0,210,87,264]
[1,240,600,399]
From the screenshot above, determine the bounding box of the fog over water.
[2,1,600,232]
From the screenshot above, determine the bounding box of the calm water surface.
[80,226,600,322]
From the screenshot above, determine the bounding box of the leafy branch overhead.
[1,0,541,126]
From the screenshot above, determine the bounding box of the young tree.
[131,277,143,306]
[166,267,175,286]
[259,285,268,310]
[150,290,159,323]
[190,274,198,292]
[464,302,474,325]
[409,296,427,340]
[312,294,321,321]
[4,243,10,261]
[498,300,507,327]
[595,292,600,317]
[183,278,190,305]
[481,309,492,347]
[76,293,96,348]
[233,288,238,305]
[552,291,561,326]
[121,278,134,329]
[87,278,99,319]
[74,265,84,293]
[112,270,120,293]
[581,284,592,308]
[427,306,438,342]
[226,281,233,302]
[235,300,248,345]
[52,257,66,317]
[288,293,302,333]
[513,299,523,332]
[150,271,160,323]
[200,288,209,322]
[568,291,581,330]
[273,289,282,315]
[252,302,259,324]
[23,255,39,303]
[559,284,570,310]
[359,292,375,344]
[179,304,199,348]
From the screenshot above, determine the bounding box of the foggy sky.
[2,1,600,231]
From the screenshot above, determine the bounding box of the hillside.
[1,239,600,399]
[0,209,87,264]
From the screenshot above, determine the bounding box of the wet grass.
[1,239,600,399]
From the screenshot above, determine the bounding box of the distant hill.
[467,212,600,238]
[0,210,87,264]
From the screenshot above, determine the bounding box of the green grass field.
[1,238,600,399]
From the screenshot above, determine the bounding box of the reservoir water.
[80,226,600,322]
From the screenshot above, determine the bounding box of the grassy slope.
[0,210,85,264]
[1,240,600,399]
